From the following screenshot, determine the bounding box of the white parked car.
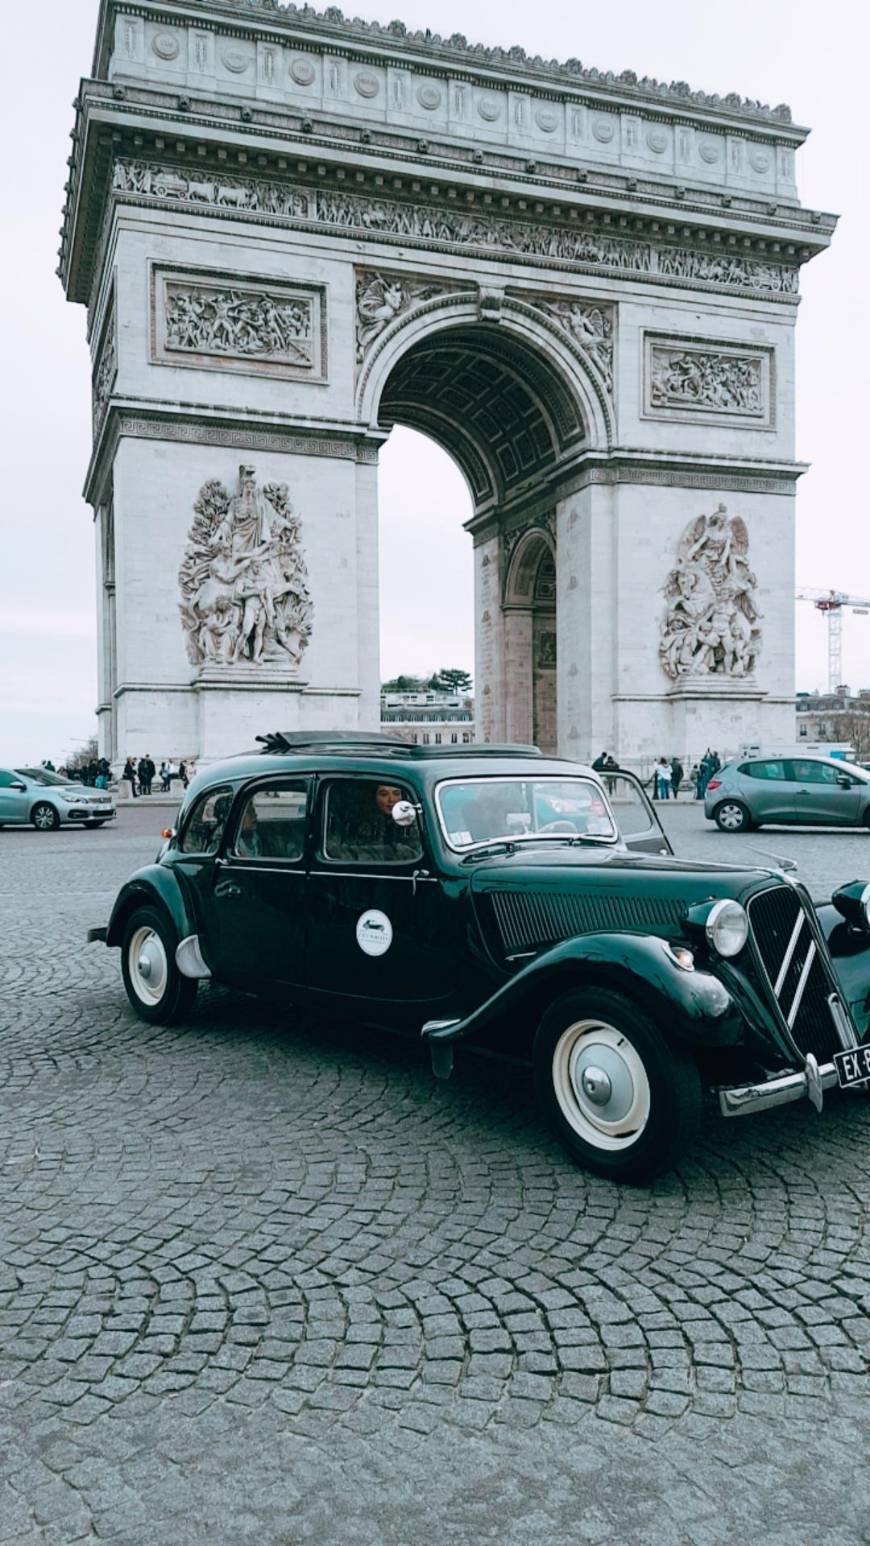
[0,767,116,831]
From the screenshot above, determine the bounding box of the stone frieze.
[112,161,801,302]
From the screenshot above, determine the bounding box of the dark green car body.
[93,737,870,1166]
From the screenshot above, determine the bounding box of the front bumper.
[718,1053,839,1117]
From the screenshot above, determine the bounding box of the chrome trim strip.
[308,871,437,882]
[827,991,859,1051]
[773,909,805,996]
[718,1059,839,1117]
[786,940,816,1029]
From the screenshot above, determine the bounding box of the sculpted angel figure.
[356,275,406,359]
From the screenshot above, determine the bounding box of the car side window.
[741,761,788,781]
[0,770,24,788]
[322,779,423,865]
[179,785,233,855]
[231,782,309,863]
[789,760,838,785]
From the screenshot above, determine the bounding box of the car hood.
[467,846,779,959]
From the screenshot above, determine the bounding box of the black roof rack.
[256,731,543,759]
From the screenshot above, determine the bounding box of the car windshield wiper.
[460,832,612,862]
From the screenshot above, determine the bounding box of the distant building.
[380,689,475,747]
[796,687,870,742]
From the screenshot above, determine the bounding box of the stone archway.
[61,1,832,767]
[361,302,599,754]
[502,528,558,754]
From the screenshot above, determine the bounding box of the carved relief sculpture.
[165,283,313,365]
[528,298,614,390]
[92,297,117,432]
[355,270,450,361]
[152,267,325,380]
[179,466,313,670]
[649,342,765,418]
[660,505,762,680]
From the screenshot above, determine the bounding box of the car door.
[204,777,312,991]
[788,759,862,826]
[738,759,797,822]
[0,769,31,824]
[305,774,459,1028]
[604,772,673,855]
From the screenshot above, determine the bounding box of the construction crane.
[796,589,870,693]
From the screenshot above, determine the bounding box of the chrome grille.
[488,890,687,956]
[747,885,842,1063]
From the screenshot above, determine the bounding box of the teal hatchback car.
[0,766,116,831]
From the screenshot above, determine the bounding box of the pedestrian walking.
[178,760,189,790]
[655,757,671,800]
[670,756,684,801]
[159,760,171,793]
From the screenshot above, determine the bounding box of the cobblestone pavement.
[1,805,869,1543]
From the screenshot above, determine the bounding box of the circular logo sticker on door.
[356,910,393,957]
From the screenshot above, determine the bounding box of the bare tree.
[825,713,870,760]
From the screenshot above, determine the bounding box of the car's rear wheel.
[31,802,60,832]
[714,800,752,833]
[121,905,197,1025]
[533,988,701,1181]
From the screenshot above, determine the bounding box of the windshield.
[436,776,617,851]
[15,767,72,787]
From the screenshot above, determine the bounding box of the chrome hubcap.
[579,1065,612,1105]
[129,926,168,1006]
[552,1020,651,1152]
[34,807,54,829]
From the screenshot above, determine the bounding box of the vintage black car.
[89,734,870,1181]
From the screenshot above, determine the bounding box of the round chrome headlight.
[705,899,749,958]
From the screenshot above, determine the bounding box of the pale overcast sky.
[1,0,867,764]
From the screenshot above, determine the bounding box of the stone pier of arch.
[60,0,836,767]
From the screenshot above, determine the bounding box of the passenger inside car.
[324,780,422,863]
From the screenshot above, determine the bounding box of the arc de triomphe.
[60,0,835,764]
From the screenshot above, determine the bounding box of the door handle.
[215,881,242,899]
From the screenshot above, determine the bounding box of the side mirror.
[10,781,26,792]
[391,800,420,829]
[836,775,852,789]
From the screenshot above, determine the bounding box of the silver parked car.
[705,755,870,832]
[0,767,116,832]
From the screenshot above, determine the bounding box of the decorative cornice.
[83,402,384,504]
[101,0,798,128]
[58,86,837,304]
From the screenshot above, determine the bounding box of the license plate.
[833,1045,870,1090]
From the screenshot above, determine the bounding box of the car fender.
[105,865,195,948]
[423,932,744,1054]
[814,902,870,1039]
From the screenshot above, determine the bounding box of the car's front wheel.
[533,988,701,1181]
[31,802,60,832]
[121,905,198,1025]
[714,800,752,833]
